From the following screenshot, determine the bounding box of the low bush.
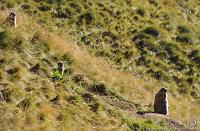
[38,4,51,12]
[90,83,108,95]
[136,8,145,16]
[52,71,63,80]
[143,26,160,37]
[0,30,13,49]
[177,25,190,33]
[176,34,193,44]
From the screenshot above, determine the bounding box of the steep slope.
[0,0,200,130]
[0,10,174,130]
[3,0,199,103]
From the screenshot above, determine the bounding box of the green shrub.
[52,71,63,80]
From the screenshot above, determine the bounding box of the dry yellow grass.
[1,9,200,129]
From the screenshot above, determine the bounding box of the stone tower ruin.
[4,12,16,27]
[154,88,168,115]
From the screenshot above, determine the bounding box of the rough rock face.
[154,88,168,115]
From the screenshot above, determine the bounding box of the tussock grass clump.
[176,34,193,44]
[38,3,51,12]
[136,7,146,17]
[143,26,161,37]
[66,95,80,105]
[177,25,190,33]
[82,93,94,103]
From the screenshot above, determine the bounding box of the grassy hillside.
[2,0,200,102]
[0,0,200,130]
[0,16,171,130]
[0,9,174,130]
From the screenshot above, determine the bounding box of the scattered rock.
[154,88,168,115]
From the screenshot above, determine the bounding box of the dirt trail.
[100,94,188,130]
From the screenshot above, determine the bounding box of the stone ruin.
[4,11,16,27]
[57,62,64,76]
[154,88,168,115]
